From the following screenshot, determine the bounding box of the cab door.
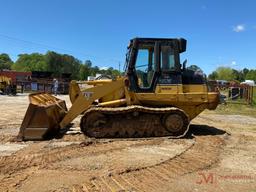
[157,42,182,95]
[129,42,160,93]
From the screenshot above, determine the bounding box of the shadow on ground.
[186,124,226,137]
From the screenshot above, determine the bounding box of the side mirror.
[182,59,187,70]
[178,38,187,53]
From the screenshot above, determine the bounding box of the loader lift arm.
[59,79,126,128]
[18,78,127,140]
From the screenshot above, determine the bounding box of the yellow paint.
[29,77,219,129]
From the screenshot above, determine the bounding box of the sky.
[0,0,255,74]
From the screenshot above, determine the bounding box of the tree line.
[208,67,256,82]
[0,52,121,80]
[1,52,255,82]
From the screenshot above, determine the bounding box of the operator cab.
[125,37,187,92]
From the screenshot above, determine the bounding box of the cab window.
[161,46,175,71]
[135,47,154,88]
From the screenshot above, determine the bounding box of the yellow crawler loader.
[18,38,220,140]
[0,75,11,92]
[0,75,16,95]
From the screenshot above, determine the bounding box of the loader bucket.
[18,93,67,141]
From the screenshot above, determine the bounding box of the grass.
[208,102,256,118]
[208,87,256,118]
[253,86,256,106]
[220,86,256,105]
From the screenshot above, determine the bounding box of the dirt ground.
[0,94,255,192]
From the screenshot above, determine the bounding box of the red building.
[0,70,71,94]
[0,70,31,84]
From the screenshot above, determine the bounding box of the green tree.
[245,70,256,81]
[208,67,253,82]
[79,60,93,80]
[215,67,235,81]
[232,69,245,82]
[79,63,91,80]
[12,53,47,71]
[208,71,218,80]
[45,51,63,76]
[0,53,13,70]
[243,68,249,77]
[7,50,122,81]
[84,60,92,68]
[112,69,121,77]
[90,66,100,76]
[45,51,82,79]
[105,67,121,77]
[61,54,81,79]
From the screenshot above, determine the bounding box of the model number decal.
[83,92,93,100]
[161,87,172,90]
